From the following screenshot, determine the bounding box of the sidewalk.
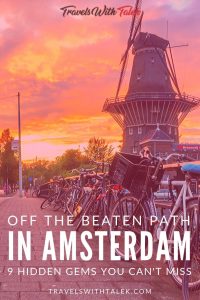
[0,195,15,206]
[0,196,199,300]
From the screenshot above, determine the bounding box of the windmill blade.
[115,0,143,101]
[120,11,144,64]
[170,44,188,48]
[155,47,182,97]
[167,45,182,97]
[115,53,129,100]
[129,0,142,38]
[116,12,144,100]
[125,1,141,38]
[120,0,142,64]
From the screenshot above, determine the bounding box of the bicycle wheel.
[92,189,115,231]
[109,195,149,260]
[73,195,95,231]
[91,194,107,231]
[32,190,37,198]
[182,259,190,300]
[167,197,200,291]
[40,194,56,209]
[52,192,70,213]
[32,189,39,198]
[52,197,63,211]
[66,187,83,216]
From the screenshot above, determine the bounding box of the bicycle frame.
[161,179,193,232]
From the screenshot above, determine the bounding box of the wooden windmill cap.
[134,32,169,51]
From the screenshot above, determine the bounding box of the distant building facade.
[173,144,200,160]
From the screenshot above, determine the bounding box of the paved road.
[0,196,199,300]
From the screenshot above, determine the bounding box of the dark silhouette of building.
[103,30,200,156]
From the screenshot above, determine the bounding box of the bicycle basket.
[109,152,163,198]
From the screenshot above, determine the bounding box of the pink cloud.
[0,0,199,159]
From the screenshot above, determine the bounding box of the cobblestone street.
[0,196,199,300]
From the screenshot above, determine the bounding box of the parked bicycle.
[38,151,200,296]
[108,152,200,292]
[40,178,68,211]
[68,163,121,231]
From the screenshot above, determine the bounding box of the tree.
[23,159,50,185]
[0,129,18,189]
[21,140,114,184]
[84,137,114,162]
[56,149,83,173]
[22,149,88,182]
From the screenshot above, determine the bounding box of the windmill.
[115,0,144,100]
[103,0,200,156]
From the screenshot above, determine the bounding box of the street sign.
[28,176,33,183]
[11,140,19,151]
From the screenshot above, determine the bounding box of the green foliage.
[22,137,114,183]
[23,149,89,182]
[56,149,83,171]
[0,129,18,185]
[84,137,114,162]
[23,160,50,185]
[0,131,115,186]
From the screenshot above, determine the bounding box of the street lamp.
[18,92,23,197]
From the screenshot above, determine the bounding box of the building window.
[169,126,172,134]
[133,146,137,153]
[133,142,138,153]
[128,127,134,135]
[137,73,142,80]
[138,127,142,135]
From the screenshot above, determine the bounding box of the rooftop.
[140,127,174,145]
[134,32,169,51]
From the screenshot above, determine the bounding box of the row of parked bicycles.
[39,152,200,299]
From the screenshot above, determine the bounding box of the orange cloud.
[0,0,200,159]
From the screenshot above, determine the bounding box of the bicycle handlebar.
[164,153,182,162]
[90,160,110,167]
[151,153,196,180]
[70,168,96,175]
[147,153,195,165]
[164,153,195,163]
[143,153,189,181]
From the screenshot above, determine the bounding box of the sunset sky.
[0,0,200,160]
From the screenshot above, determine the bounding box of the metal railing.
[103,92,200,107]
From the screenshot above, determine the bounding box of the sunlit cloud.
[0,0,199,159]
[157,0,193,11]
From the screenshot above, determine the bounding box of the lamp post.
[18,92,23,197]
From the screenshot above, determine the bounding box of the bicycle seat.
[181,163,200,177]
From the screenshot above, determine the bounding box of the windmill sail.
[115,0,143,101]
